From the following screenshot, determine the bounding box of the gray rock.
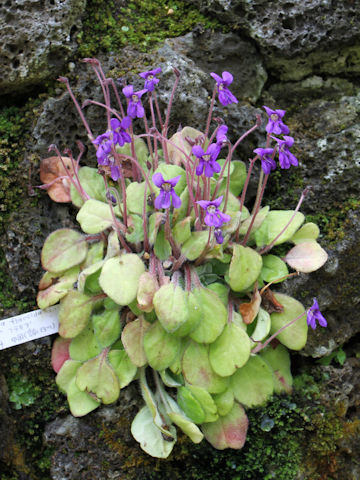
[0,0,86,97]
[187,0,360,56]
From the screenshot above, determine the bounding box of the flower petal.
[122,85,134,97]
[152,172,165,188]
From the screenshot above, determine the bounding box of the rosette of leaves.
[37,64,328,459]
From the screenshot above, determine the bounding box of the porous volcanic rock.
[0,0,86,97]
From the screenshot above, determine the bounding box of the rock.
[186,0,360,80]
[282,210,360,357]
[0,0,86,98]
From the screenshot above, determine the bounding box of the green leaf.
[58,291,93,338]
[187,385,218,423]
[209,323,251,377]
[173,216,192,245]
[254,210,305,247]
[228,160,247,196]
[228,245,263,292]
[77,260,104,294]
[137,272,159,312]
[92,309,121,348]
[182,341,228,394]
[41,229,88,273]
[108,349,137,388]
[206,283,229,307]
[189,287,227,344]
[121,317,151,367]
[131,405,176,458]
[99,254,145,305]
[251,308,271,342]
[202,402,248,450]
[270,293,307,350]
[177,386,206,423]
[67,377,101,416]
[56,359,82,393]
[69,323,101,361]
[284,241,328,273]
[291,222,320,244]
[153,284,188,333]
[143,321,181,370]
[83,241,104,267]
[76,199,120,234]
[70,166,107,208]
[126,181,149,215]
[260,344,293,394]
[76,351,120,404]
[261,254,289,283]
[37,266,79,309]
[181,231,209,261]
[105,230,121,259]
[161,389,204,443]
[212,389,234,417]
[238,206,270,238]
[126,215,145,243]
[231,356,274,407]
[154,227,172,261]
[172,291,203,337]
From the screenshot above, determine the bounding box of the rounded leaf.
[182,341,228,394]
[41,229,88,273]
[121,317,151,367]
[209,323,251,377]
[58,291,93,338]
[231,356,274,407]
[270,293,307,350]
[228,245,263,292]
[143,321,181,370]
[284,241,328,273]
[189,288,227,344]
[255,210,305,247]
[99,254,145,305]
[202,403,248,450]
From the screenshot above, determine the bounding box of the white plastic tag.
[0,306,59,350]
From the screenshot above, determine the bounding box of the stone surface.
[0,0,86,97]
[187,0,360,56]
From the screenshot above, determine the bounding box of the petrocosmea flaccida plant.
[37,60,328,457]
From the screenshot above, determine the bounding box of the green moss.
[306,196,360,245]
[78,0,226,57]
[1,354,67,479]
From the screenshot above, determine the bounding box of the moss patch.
[77,0,225,57]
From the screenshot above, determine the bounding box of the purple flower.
[214,228,224,244]
[110,116,131,146]
[197,196,231,228]
[139,67,162,91]
[210,72,238,106]
[263,106,290,135]
[254,147,276,175]
[271,136,298,169]
[93,132,112,164]
[122,85,148,118]
[192,144,221,177]
[307,298,327,330]
[92,132,121,181]
[152,172,182,209]
[216,125,228,145]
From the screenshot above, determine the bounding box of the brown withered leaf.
[40,156,75,202]
[239,288,261,325]
[261,288,284,314]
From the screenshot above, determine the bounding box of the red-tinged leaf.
[40,156,75,203]
[239,288,261,324]
[284,241,328,273]
[51,337,71,373]
[202,403,248,450]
